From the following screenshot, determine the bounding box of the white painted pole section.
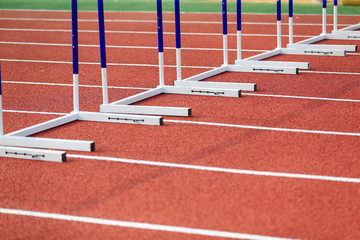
[101,68,108,105]
[0,96,3,136]
[322,8,327,34]
[333,5,338,31]
[73,73,79,112]
[289,17,293,45]
[237,30,242,60]
[158,52,165,86]
[223,34,228,66]
[176,48,182,81]
[277,20,282,49]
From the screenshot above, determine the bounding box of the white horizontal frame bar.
[280,48,346,56]
[0,146,66,162]
[336,23,360,32]
[234,59,309,70]
[163,86,241,98]
[0,136,94,152]
[228,64,298,75]
[109,88,164,105]
[100,104,191,117]
[180,66,228,82]
[326,33,360,40]
[174,80,256,92]
[243,49,282,61]
[78,111,163,126]
[6,113,78,137]
[293,35,326,45]
[287,43,357,52]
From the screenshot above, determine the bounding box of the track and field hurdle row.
[286,0,358,52]
[0,0,165,162]
[100,0,251,117]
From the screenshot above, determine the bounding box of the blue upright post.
[276,0,282,49]
[222,0,228,65]
[288,0,294,44]
[71,0,80,112]
[322,0,327,34]
[333,0,338,31]
[175,0,182,81]
[97,0,109,104]
[236,0,242,60]
[157,0,165,86]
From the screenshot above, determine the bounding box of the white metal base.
[235,59,309,70]
[287,43,357,52]
[0,146,66,162]
[100,84,243,116]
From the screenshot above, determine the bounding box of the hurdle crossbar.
[287,0,358,51]
[101,0,244,117]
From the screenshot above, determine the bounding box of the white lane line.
[164,119,360,137]
[2,109,360,137]
[1,17,353,27]
[2,59,360,75]
[3,109,66,115]
[3,81,360,103]
[0,28,315,38]
[0,41,268,52]
[69,154,360,183]
[0,208,297,240]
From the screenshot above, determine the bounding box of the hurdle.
[0,0,165,162]
[100,0,244,117]
[287,0,358,51]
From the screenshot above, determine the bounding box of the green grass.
[0,0,359,15]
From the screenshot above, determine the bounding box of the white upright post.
[322,0,327,35]
[176,48,182,81]
[101,68,108,105]
[223,35,228,66]
[333,0,338,31]
[158,52,165,86]
[73,74,79,112]
[222,0,228,66]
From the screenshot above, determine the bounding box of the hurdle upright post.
[157,0,165,86]
[222,0,228,66]
[333,0,338,31]
[322,0,327,35]
[72,0,80,112]
[288,0,293,45]
[175,0,182,81]
[236,0,242,61]
[98,0,109,104]
[276,0,282,49]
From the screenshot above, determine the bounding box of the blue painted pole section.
[334,0,337,6]
[237,0,241,31]
[71,0,79,75]
[157,0,164,53]
[175,0,181,49]
[289,0,293,18]
[323,0,326,8]
[222,0,227,35]
[98,0,107,68]
[277,0,281,21]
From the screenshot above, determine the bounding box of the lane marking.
[2,59,360,75]
[0,41,268,52]
[164,119,360,137]
[2,109,360,137]
[68,154,360,183]
[0,208,297,240]
[0,28,315,38]
[0,17,352,27]
[3,81,360,103]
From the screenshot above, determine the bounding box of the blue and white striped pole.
[322,0,327,35]
[222,0,228,65]
[175,0,182,81]
[71,0,80,112]
[236,0,242,60]
[157,0,165,86]
[276,0,282,49]
[333,0,338,31]
[0,62,3,136]
[288,0,293,44]
[98,0,109,104]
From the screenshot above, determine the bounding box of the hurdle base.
[0,146,66,162]
[234,59,309,70]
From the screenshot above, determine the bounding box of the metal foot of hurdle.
[227,0,309,75]
[0,0,164,162]
[100,0,245,117]
[287,0,359,51]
